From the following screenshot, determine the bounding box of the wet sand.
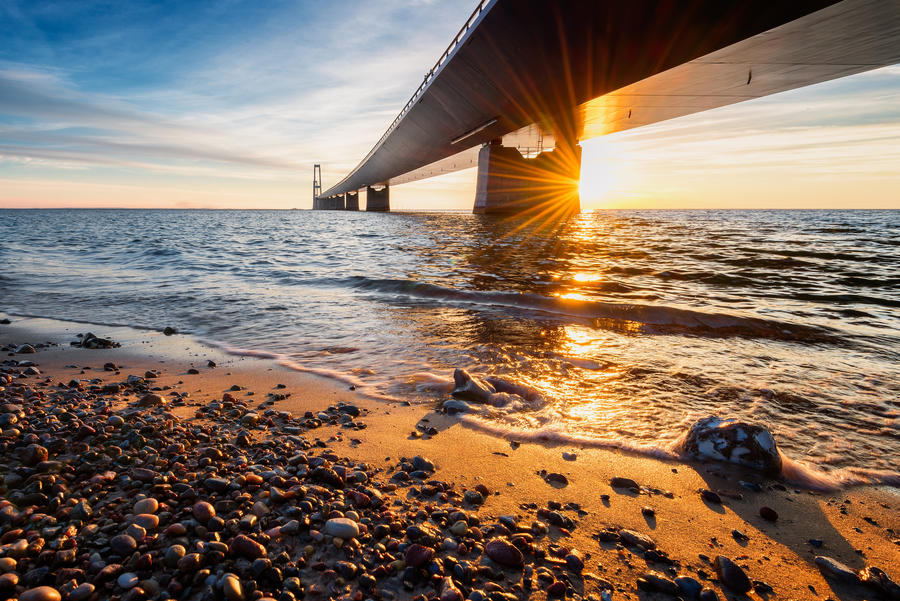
[1,316,898,601]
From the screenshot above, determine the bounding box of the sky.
[1,0,898,210]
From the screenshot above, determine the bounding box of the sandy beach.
[1,315,897,601]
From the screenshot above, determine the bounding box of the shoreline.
[1,315,898,601]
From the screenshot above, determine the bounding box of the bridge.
[313,0,900,215]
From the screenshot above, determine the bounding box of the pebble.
[759,506,778,521]
[610,476,640,490]
[222,573,244,601]
[19,587,61,601]
[323,517,360,539]
[117,572,139,589]
[110,534,137,555]
[405,543,435,567]
[618,529,656,549]
[675,576,702,598]
[192,501,216,522]
[67,583,95,601]
[485,538,524,567]
[814,556,859,583]
[133,497,159,514]
[715,555,752,593]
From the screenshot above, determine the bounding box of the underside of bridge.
[314,0,900,214]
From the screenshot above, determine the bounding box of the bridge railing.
[373,0,493,151]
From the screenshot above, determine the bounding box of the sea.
[2,208,898,488]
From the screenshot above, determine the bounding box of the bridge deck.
[321,0,900,198]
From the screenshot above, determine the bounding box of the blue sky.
[1,0,898,209]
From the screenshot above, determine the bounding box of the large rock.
[451,369,495,403]
[681,416,782,474]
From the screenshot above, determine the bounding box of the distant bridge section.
[317,0,900,214]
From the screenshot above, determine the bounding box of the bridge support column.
[366,185,389,212]
[344,192,359,211]
[473,138,581,216]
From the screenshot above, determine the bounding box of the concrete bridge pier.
[344,191,360,211]
[473,136,581,216]
[366,185,389,212]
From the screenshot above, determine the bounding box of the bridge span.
[314,0,900,214]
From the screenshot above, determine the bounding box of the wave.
[347,277,838,342]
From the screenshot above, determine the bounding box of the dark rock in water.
[610,476,640,490]
[859,566,900,600]
[163,327,176,336]
[485,376,544,403]
[759,506,778,521]
[715,556,752,593]
[814,556,859,583]
[442,399,470,414]
[485,538,524,567]
[682,416,782,474]
[451,369,495,403]
[0,318,10,324]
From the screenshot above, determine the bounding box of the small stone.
[138,393,165,407]
[117,572,139,589]
[15,344,36,354]
[230,535,266,559]
[323,517,360,539]
[715,556,752,593]
[484,538,524,568]
[67,583,95,601]
[222,574,244,601]
[19,587,61,601]
[133,498,159,514]
[700,489,722,504]
[641,506,655,517]
[544,472,568,486]
[675,576,702,598]
[177,552,202,572]
[641,572,679,595]
[192,501,215,522]
[412,455,435,471]
[759,506,778,521]
[165,545,186,568]
[618,529,656,549]
[564,552,584,573]
[110,534,137,555]
[405,543,434,568]
[698,588,719,601]
[464,490,484,504]
[858,566,900,599]
[163,326,176,335]
[610,476,640,490]
[814,556,859,583]
[546,581,566,597]
[71,500,92,521]
[22,443,48,466]
[133,513,159,530]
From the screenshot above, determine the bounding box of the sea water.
[2,208,898,486]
